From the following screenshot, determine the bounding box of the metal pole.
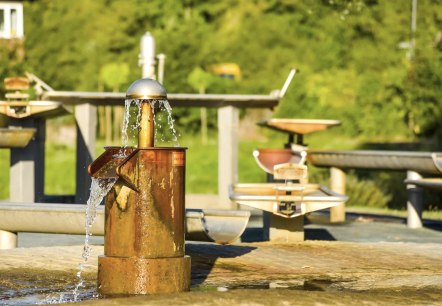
[330,167,346,223]
[406,170,423,228]
[75,104,97,204]
[409,0,417,60]
[139,32,156,79]
[138,102,154,148]
[218,106,239,209]
[0,230,17,249]
[10,118,45,203]
[157,53,166,84]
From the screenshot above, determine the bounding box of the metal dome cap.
[126,78,167,100]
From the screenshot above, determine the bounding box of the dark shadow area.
[304,228,336,241]
[347,211,442,232]
[310,210,442,232]
[240,227,265,242]
[358,141,440,151]
[44,195,76,203]
[423,220,442,232]
[186,242,256,286]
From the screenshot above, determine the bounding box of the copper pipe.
[139,102,154,147]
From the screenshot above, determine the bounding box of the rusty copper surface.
[138,102,154,148]
[258,119,341,135]
[88,147,136,179]
[92,78,189,295]
[103,148,186,258]
[98,255,190,295]
[106,148,186,258]
[95,147,189,295]
[4,77,29,90]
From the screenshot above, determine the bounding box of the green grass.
[44,143,76,195]
[0,144,77,197]
[0,131,440,220]
[0,130,335,198]
[0,149,9,199]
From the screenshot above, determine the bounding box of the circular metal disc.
[126,78,167,100]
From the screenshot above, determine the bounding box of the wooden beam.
[42,91,279,109]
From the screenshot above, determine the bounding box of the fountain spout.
[89,78,190,295]
[126,78,167,147]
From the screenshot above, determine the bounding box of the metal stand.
[218,106,239,209]
[263,213,304,242]
[330,167,346,223]
[75,103,96,204]
[9,118,45,202]
[406,171,423,228]
[0,230,17,249]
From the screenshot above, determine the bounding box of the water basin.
[253,148,302,174]
[258,119,341,135]
[0,127,36,148]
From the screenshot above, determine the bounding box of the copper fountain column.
[92,78,190,295]
[139,102,154,148]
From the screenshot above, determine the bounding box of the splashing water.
[121,99,180,148]
[121,98,132,149]
[72,177,117,302]
[158,99,179,146]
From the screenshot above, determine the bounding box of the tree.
[99,62,130,143]
[187,67,216,144]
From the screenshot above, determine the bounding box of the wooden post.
[406,171,423,228]
[10,118,45,203]
[75,103,97,204]
[330,167,346,222]
[217,106,238,209]
[267,214,304,242]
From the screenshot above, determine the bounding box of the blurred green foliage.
[0,0,435,142]
[345,172,392,208]
[1,0,441,209]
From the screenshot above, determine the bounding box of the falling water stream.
[71,177,117,302]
